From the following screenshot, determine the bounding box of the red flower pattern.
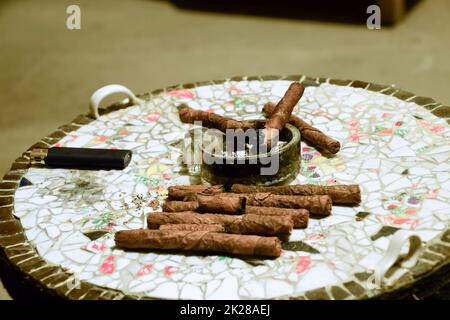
[100,255,115,274]
[164,266,174,277]
[137,263,153,276]
[295,256,311,275]
[166,90,195,99]
[146,112,160,122]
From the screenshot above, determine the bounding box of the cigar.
[263,82,304,148]
[233,184,360,205]
[159,224,225,232]
[246,193,332,216]
[168,184,225,200]
[264,102,340,154]
[147,212,293,239]
[148,211,239,229]
[227,214,293,240]
[163,194,245,214]
[178,104,255,132]
[162,201,199,212]
[115,229,282,258]
[245,206,309,228]
[196,193,246,214]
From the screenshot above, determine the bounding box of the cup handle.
[371,230,422,288]
[89,84,144,119]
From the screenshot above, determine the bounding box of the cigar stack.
[115,82,360,258]
[115,183,361,258]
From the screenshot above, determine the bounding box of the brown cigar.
[163,194,245,214]
[162,201,199,212]
[263,82,304,148]
[178,104,255,132]
[168,185,225,200]
[227,214,293,240]
[115,229,282,258]
[147,211,239,229]
[196,193,246,214]
[233,184,360,205]
[245,206,309,228]
[159,224,225,232]
[246,193,332,216]
[147,212,293,239]
[264,102,340,154]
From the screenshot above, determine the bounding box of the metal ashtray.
[199,120,301,186]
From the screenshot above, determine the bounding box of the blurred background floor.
[0,0,449,299]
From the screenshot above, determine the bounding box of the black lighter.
[30,147,132,170]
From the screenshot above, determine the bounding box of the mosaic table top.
[1,75,449,300]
